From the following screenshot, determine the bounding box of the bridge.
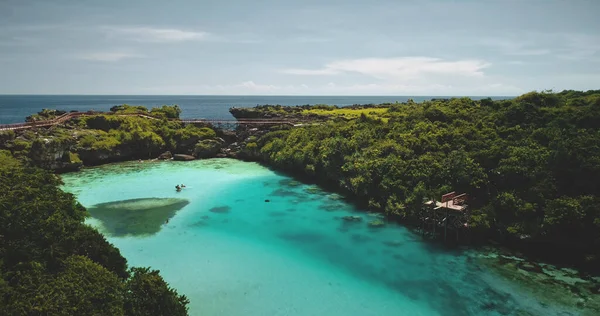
[0,111,297,132]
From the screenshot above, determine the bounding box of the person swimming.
[181,184,186,188]
[175,185,181,192]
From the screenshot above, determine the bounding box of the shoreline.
[3,103,597,276]
[62,157,600,315]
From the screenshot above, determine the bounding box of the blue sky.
[0,0,599,95]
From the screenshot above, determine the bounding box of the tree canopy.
[0,155,189,315]
[248,90,600,272]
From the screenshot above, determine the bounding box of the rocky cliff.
[28,135,82,172]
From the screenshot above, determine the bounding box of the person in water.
[175,185,181,191]
[181,184,186,188]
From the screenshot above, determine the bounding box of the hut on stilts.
[421,192,470,242]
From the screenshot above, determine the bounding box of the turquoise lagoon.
[61,159,578,316]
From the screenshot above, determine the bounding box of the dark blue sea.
[0,95,511,124]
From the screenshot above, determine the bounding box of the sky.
[0,0,599,96]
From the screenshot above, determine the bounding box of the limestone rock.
[28,135,82,172]
[158,151,172,160]
[193,139,222,158]
[173,154,195,161]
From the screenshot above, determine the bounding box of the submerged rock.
[303,186,327,195]
[342,215,362,222]
[173,154,195,161]
[368,219,386,228]
[87,198,189,237]
[517,261,544,274]
[327,194,343,201]
[350,233,372,243]
[383,240,404,247]
[209,206,231,213]
[279,179,302,187]
[271,188,304,198]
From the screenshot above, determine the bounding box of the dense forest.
[244,90,600,272]
[2,90,599,313]
[0,106,194,314]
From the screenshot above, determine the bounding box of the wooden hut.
[421,192,470,242]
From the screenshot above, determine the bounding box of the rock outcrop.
[193,138,223,158]
[29,136,82,172]
[158,151,172,160]
[173,154,195,161]
[77,147,134,166]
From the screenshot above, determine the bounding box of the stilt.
[444,209,448,242]
[432,209,436,236]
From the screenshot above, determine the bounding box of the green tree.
[124,267,190,316]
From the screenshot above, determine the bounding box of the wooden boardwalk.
[0,111,296,132]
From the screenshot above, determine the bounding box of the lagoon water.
[61,159,574,316]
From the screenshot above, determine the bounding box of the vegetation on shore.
[0,105,201,314]
[240,90,600,272]
[0,154,189,315]
[1,104,220,169]
[2,91,600,313]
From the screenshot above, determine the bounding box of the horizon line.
[0,94,517,97]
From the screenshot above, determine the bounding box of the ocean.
[0,95,511,124]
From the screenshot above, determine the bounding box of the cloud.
[78,52,144,62]
[280,57,490,80]
[105,27,209,42]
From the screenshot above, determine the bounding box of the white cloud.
[105,26,209,42]
[78,52,144,62]
[280,57,490,80]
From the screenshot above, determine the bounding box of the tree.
[124,267,190,316]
